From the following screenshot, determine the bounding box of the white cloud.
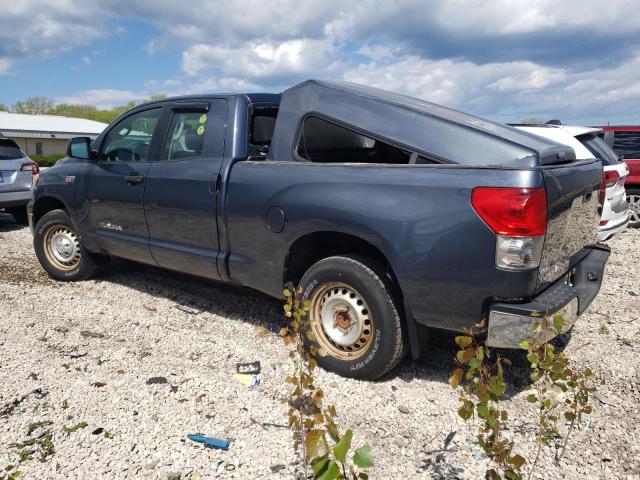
[181,38,334,79]
[341,50,640,123]
[0,2,108,61]
[81,56,92,66]
[56,89,145,109]
[3,0,640,123]
[0,57,11,75]
[183,76,262,93]
[162,79,182,87]
[487,65,566,92]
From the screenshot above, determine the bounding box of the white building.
[0,112,107,156]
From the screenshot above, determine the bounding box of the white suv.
[0,137,38,225]
[514,124,629,242]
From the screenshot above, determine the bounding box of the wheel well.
[284,232,399,290]
[32,197,67,226]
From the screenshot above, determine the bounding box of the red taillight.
[603,170,620,188]
[599,170,619,205]
[20,162,39,175]
[471,187,547,236]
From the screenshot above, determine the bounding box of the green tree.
[0,103,7,112]
[13,96,54,115]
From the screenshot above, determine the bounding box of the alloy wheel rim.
[43,226,81,271]
[628,194,640,225]
[310,282,374,361]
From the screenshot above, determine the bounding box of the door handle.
[124,175,145,186]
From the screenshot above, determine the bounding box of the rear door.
[76,106,165,263]
[143,99,227,279]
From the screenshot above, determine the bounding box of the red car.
[600,126,640,226]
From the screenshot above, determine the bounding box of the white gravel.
[0,212,639,479]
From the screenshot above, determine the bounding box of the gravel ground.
[0,212,638,479]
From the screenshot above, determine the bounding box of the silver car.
[0,137,38,225]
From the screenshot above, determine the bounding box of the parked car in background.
[513,123,629,241]
[29,80,610,379]
[599,126,640,227]
[0,137,38,224]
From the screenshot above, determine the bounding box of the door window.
[162,111,207,161]
[100,108,162,162]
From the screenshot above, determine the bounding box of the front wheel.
[34,209,101,281]
[627,188,640,227]
[299,255,406,380]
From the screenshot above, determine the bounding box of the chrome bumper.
[487,298,577,348]
[486,245,610,349]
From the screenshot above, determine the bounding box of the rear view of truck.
[479,156,609,347]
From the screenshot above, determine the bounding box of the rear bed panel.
[224,162,545,332]
[537,159,602,290]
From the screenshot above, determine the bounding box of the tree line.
[0,94,167,123]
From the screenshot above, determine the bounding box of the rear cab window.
[248,103,279,157]
[0,139,25,160]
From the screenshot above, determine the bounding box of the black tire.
[34,209,101,281]
[299,255,406,380]
[626,188,640,228]
[6,207,28,226]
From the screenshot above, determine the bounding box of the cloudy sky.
[0,0,639,124]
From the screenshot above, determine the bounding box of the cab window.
[162,111,207,161]
[100,108,162,162]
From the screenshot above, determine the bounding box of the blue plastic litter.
[187,434,231,450]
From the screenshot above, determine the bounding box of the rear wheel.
[34,209,102,281]
[627,188,640,228]
[6,207,28,225]
[298,255,406,380]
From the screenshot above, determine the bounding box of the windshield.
[0,139,25,160]
[579,135,619,166]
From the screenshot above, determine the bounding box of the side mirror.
[67,137,94,160]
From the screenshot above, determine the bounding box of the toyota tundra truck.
[28,80,610,379]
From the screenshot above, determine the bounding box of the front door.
[76,106,165,263]
[143,99,227,279]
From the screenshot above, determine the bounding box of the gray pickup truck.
[29,80,609,379]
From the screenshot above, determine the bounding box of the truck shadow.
[0,213,27,232]
[393,328,571,399]
[97,259,566,398]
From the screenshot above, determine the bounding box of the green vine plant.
[519,313,595,478]
[280,287,374,480]
[450,332,524,480]
[451,312,596,480]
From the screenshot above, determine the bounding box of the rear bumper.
[0,189,32,209]
[486,244,610,348]
[597,210,629,242]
